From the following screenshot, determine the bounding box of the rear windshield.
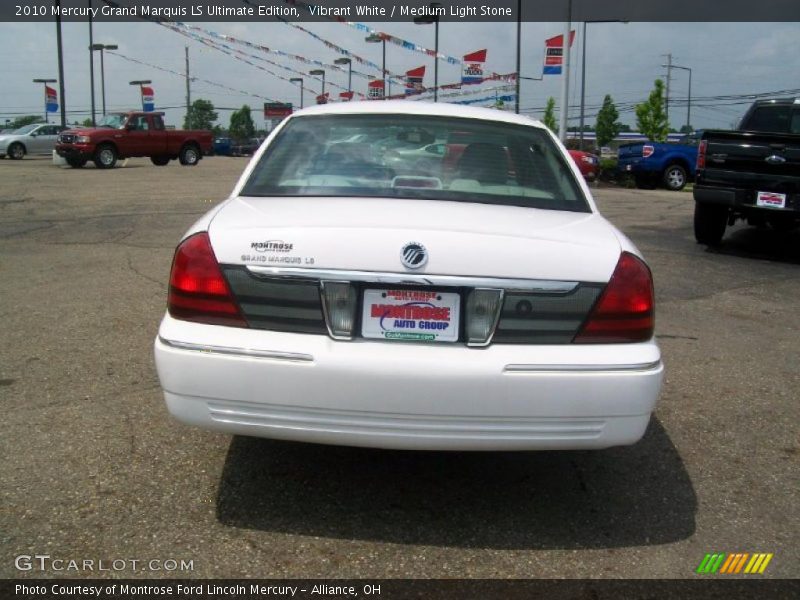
[742,105,800,134]
[241,114,590,213]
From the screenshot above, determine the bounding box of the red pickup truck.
[55,111,213,169]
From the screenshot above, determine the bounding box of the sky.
[1,19,799,131]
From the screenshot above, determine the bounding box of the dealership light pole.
[55,0,67,127]
[558,0,573,141]
[413,3,441,101]
[91,43,117,116]
[334,58,352,96]
[579,20,627,149]
[33,78,57,123]
[129,79,151,111]
[289,77,304,109]
[309,69,326,103]
[663,62,693,132]
[365,33,388,99]
[88,1,96,126]
[515,0,521,113]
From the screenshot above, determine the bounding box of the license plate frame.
[756,191,787,209]
[361,289,460,343]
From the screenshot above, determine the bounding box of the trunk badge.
[400,242,428,269]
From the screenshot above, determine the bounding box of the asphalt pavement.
[1,156,797,579]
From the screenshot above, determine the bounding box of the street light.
[365,33,388,99]
[91,43,118,116]
[579,20,628,149]
[663,63,693,133]
[309,69,326,103]
[129,80,152,111]
[413,3,442,102]
[333,58,352,96]
[289,77,304,109]
[32,78,57,123]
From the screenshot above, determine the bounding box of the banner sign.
[339,91,354,101]
[264,102,293,118]
[315,92,329,104]
[141,85,155,111]
[405,66,425,96]
[367,79,385,100]
[45,85,58,113]
[543,31,575,75]
[461,49,487,85]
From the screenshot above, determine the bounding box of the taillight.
[642,145,655,158]
[696,139,707,170]
[167,232,247,327]
[574,252,654,343]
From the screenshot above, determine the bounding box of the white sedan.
[154,101,663,451]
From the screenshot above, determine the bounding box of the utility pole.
[663,53,672,124]
[185,46,191,123]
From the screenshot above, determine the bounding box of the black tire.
[93,144,117,169]
[66,157,87,169]
[694,202,728,245]
[178,144,200,166]
[634,174,657,190]
[8,143,25,160]
[663,163,688,191]
[150,156,170,166]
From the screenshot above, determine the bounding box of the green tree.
[542,97,558,134]
[9,115,43,129]
[635,79,670,142]
[679,124,694,134]
[595,94,622,148]
[184,98,218,130]
[229,105,255,140]
[82,118,94,127]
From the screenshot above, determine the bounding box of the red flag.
[544,31,576,48]
[463,49,487,63]
[339,91,354,101]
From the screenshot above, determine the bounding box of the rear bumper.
[154,315,664,451]
[694,184,800,214]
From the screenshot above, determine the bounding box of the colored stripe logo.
[697,553,773,574]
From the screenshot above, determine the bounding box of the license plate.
[756,191,786,209]
[361,289,460,342]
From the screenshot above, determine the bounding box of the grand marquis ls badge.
[400,242,428,269]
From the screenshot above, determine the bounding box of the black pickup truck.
[693,98,800,245]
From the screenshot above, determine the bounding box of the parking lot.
[1,155,798,579]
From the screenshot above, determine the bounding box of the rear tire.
[8,143,25,160]
[66,157,87,168]
[663,164,688,191]
[694,202,728,245]
[93,144,117,169]
[178,144,200,166]
[150,156,170,166]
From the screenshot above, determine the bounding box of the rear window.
[241,114,590,213]
[742,105,792,133]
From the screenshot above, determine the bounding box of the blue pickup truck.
[617,132,702,191]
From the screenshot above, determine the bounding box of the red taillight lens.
[642,145,655,158]
[696,139,707,170]
[167,232,247,327]
[574,252,654,344]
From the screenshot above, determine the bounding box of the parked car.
[213,137,232,156]
[693,98,800,245]
[617,132,701,191]
[568,149,600,181]
[0,123,65,159]
[231,138,263,156]
[154,101,663,452]
[55,112,212,169]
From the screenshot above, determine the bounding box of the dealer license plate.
[756,191,786,209]
[361,289,460,342]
